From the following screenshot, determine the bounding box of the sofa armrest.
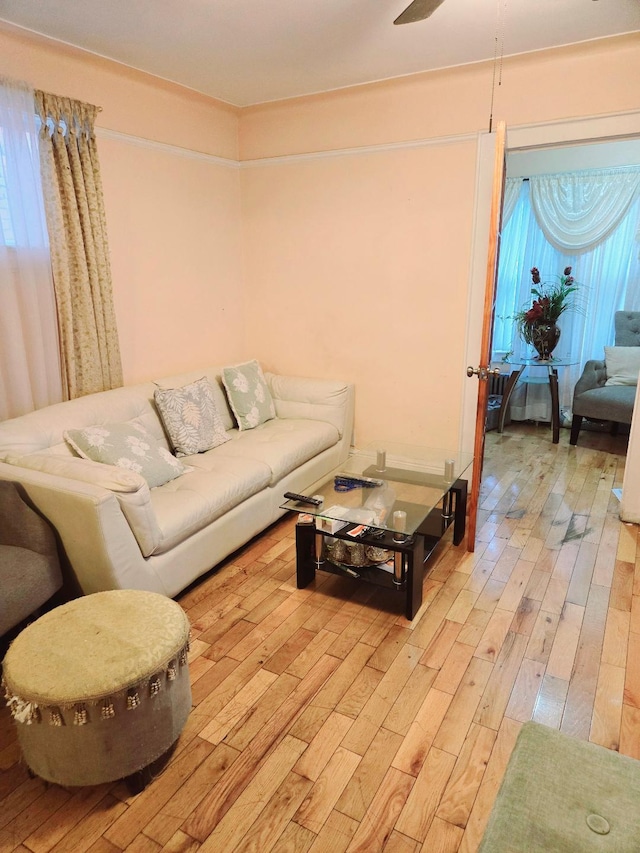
[0,461,168,594]
[266,373,355,440]
[1,452,146,492]
[573,360,607,397]
[1,454,161,558]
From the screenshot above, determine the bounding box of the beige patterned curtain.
[34,91,122,399]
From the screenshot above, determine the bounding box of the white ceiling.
[1,0,639,107]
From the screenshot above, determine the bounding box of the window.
[0,80,62,420]
[0,128,17,245]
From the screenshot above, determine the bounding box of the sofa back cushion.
[0,366,238,460]
[0,381,164,457]
[266,373,353,440]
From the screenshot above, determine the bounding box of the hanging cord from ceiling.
[488,0,507,132]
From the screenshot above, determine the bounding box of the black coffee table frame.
[295,476,467,620]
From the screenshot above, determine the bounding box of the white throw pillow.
[154,376,230,456]
[65,422,186,488]
[604,346,640,386]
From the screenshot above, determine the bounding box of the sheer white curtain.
[493,174,640,422]
[0,78,62,421]
[502,177,522,228]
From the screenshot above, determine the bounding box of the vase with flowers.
[514,266,580,360]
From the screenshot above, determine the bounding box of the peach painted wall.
[239,34,640,447]
[98,139,243,380]
[241,141,478,446]
[0,23,244,384]
[1,20,638,451]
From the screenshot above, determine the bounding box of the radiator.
[486,371,510,431]
[488,372,509,396]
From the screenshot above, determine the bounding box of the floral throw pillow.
[222,359,276,430]
[154,376,230,456]
[64,422,186,488]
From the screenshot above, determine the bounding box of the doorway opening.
[463,112,640,542]
[490,138,640,441]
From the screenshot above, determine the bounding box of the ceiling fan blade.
[393,0,446,25]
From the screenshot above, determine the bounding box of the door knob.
[466,366,501,380]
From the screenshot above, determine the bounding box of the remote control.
[334,475,384,488]
[283,492,323,506]
[360,526,385,539]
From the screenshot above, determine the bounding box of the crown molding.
[96,108,640,170]
[96,125,479,169]
[95,127,240,169]
[507,108,640,151]
[239,131,479,168]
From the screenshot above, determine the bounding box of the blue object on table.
[334,475,382,492]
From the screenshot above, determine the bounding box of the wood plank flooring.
[0,422,637,852]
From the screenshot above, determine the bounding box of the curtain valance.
[529,167,640,253]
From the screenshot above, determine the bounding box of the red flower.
[524,302,544,323]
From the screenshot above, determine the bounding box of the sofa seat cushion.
[148,456,271,555]
[573,385,637,423]
[209,418,340,485]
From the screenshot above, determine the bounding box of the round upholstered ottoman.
[2,590,191,790]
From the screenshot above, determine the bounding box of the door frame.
[462,108,640,548]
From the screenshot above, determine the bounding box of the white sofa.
[0,365,354,598]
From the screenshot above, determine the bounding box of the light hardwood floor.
[1,422,637,853]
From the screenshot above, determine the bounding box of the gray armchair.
[570,311,640,446]
[0,480,64,637]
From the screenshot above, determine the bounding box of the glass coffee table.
[280,442,474,620]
